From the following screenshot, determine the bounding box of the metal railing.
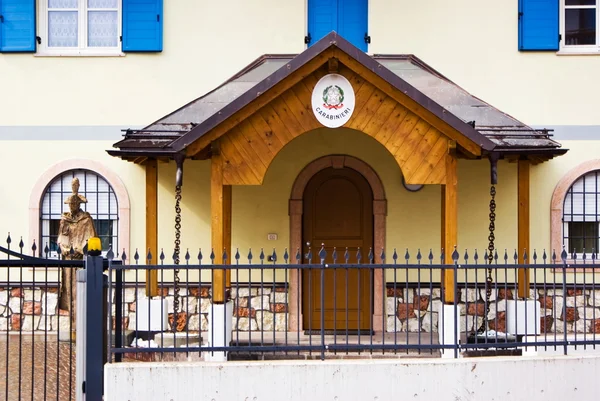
[0,235,82,401]
[107,245,600,362]
[4,235,600,399]
[0,234,119,401]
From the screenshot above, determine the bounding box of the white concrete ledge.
[105,355,600,401]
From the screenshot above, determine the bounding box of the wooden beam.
[145,159,158,298]
[517,159,530,299]
[211,146,232,303]
[442,145,458,304]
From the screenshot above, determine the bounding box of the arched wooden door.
[302,167,373,332]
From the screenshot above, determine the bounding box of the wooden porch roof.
[108,32,566,165]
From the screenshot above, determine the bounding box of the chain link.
[478,185,496,334]
[172,185,182,333]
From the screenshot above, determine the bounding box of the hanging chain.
[478,185,496,334]
[172,184,182,332]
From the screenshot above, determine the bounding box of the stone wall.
[386,286,600,334]
[0,286,70,331]
[113,285,289,333]
[5,284,600,335]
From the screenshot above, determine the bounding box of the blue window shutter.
[338,0,368,51]
[0,0,36,53]
[307,0,337,47]
[519,0,559,51]
[122,0,163,52]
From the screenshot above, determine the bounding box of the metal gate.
[0,236,82,401]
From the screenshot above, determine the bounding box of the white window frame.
[37,0,123,57]
[560,0,600,54]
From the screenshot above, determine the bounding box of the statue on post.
[57,178,97,318]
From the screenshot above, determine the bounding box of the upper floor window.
[563,170,600,255]
[38,0,121,55]
[518,0,600,53]
[561,0,600,52]
[0,0,162,54]
[306,0,369,52]
[41,169,118,258]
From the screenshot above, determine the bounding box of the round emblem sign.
[311,73,355,128]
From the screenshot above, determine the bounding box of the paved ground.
[0,333,75,401]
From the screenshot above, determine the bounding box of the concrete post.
[206,301,233,362]
[439,304,460,359]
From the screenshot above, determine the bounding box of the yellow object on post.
[88,237,102,256]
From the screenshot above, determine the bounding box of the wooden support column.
[211,145,232,304]
[441,144,457,304]
[518,159,531,299]
[224,185,232,289]
[145,159,158,297]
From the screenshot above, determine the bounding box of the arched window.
[40,169,118,258]
[563,170,600,255]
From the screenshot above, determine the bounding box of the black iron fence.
[107,245,600,362]
[4,234,600,399]
[0,236,82,401]
[0,234,119,401]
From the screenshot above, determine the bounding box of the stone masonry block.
[577,306,600,320]
[199,298,212,314]
[236,317,258,331]
[23,289,43,302]
[8,297,21,314]
[386,316,404,332]
[255,311,274,331]
[422,312,438,333]
[42,293,59,316]
[566,296,587,308]
[250,296,270,311]
[407,317,421,332]
[270,292,287,304]
[235,288,258,297]
[461,288,479,303]
[590,291,600,307]
[386,297,397,316]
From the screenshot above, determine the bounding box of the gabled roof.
[108,32,565,162]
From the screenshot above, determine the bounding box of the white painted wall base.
[104,355,600,401]
[205,301,233,362]
[438,304,460,358]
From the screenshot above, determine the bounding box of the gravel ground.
[0,333,76,401]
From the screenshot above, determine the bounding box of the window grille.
[40,169,118,258]
[563,170,600,255]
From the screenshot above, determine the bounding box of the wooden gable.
[211,60,476,186]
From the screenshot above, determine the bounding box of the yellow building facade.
[2,1,600,335]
